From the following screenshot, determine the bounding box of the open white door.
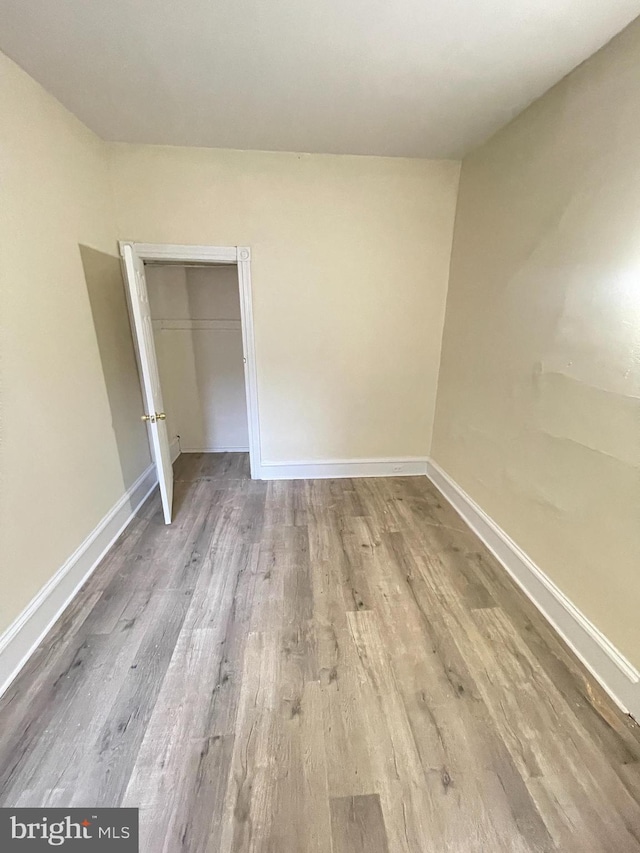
[121,243,174,524]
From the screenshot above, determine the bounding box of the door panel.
[121,244,174,523]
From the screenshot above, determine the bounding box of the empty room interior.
[1,1,640,851]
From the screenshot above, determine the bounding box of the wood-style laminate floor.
[1,452,640,852]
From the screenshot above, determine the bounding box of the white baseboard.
[426,459,640,720]
[0,462,159,699]
[180,447,250,454]
[259,457,428,480]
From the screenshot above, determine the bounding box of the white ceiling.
[1,0,639,158]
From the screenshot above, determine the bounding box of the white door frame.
[119,242,262,479]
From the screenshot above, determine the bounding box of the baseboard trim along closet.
[180,447,250,454]
[259,457,428,480]
[426,459,640,721]
[168,439,250,456]
[0,462,159,699]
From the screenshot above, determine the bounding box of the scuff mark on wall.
[535,370,640,467]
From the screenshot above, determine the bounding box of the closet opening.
[146,262,250,459]
[120,243,260,524]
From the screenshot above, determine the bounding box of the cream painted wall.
[108,145,460,462]
[432,19,640,665]
[0,52,150,636]
[147,264,249,452]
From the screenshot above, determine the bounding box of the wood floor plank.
[0,587,184,806]
[70,588,193,807]
[330,794,389,853]
[124,542,261,794]
[345,609,441,852]
[318,622,377,797]
[1,453,639,853]
[218,629,281,853]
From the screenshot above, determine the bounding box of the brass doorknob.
[156,412,166,420]
[141,413,155,423]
